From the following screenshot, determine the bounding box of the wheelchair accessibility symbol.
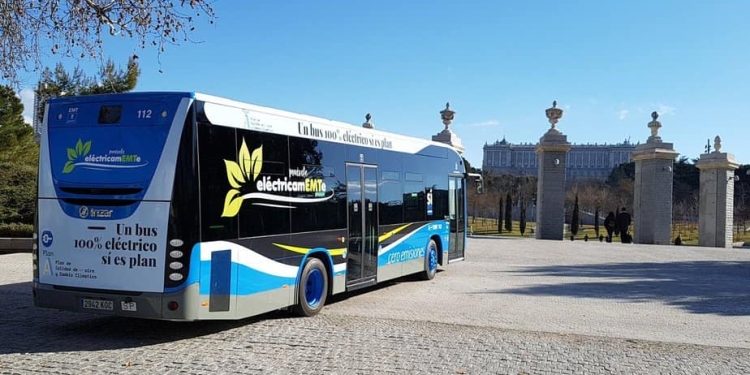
[41,230,54,247]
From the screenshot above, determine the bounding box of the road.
[1,238,750,374]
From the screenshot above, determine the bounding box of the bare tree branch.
[0,0,215,87]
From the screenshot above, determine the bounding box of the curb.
[0,237,33,254]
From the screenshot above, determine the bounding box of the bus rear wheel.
[293,257,328,317]
[420,239,438,280]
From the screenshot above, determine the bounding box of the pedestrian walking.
[616,207,632,243]
[604,211,616,243]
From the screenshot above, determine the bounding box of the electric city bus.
[33,92,480,321]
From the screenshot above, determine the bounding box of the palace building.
[482,137,636,180]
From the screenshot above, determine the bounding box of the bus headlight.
[168,273,184,282]
[169,239,184,247]
[169,262,183,270]
[169,250,184,258]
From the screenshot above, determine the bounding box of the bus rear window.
[98,105,123,124]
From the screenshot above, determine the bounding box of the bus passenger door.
[346,164,379,289]
[448,176,466,262]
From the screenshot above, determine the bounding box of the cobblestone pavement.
[1,238,750,374]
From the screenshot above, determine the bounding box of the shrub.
[0,161,37,224]
[0,222,34,237]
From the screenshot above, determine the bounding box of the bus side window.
[238,131,290,238]
[198,123,239,241]
[289,138,346,233]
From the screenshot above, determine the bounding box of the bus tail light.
[167,301,179,311]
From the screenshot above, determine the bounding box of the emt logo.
[62,138,147,173]
[221,138,334,218]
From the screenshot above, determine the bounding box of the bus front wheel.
[293,257,328,317]
[420,239,438,280]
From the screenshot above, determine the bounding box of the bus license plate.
[81,298,113,311]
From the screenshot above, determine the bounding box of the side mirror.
[466,173,484,195]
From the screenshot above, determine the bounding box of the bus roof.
[48,91,462,156]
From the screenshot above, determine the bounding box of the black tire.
[293,257,328,317]
[420,239,438,280]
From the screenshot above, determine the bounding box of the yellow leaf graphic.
[67,148,77,160]
[239,139,251,179]
[221,189,243,217]
[224,160,245,189]
[251,145,263,181]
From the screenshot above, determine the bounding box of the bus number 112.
[137,109,152,119]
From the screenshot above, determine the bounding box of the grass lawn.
[468,217,750,245]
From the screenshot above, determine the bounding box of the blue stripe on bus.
[199,261,296,296]
[377,221,449,267]
[165,221,448,296]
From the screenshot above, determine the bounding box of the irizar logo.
[62,138,147,173]
[221,138,334,217]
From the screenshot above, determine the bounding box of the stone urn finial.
[440,102,455,130]
[545,100,563,130]
[362,113,374,129]
[647,111,662,142]
[713,135,722,153]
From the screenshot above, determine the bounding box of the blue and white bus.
[33,92,479,320]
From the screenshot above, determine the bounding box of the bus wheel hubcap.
[305,268,324,307]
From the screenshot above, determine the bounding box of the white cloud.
[656,103,676,116]
[618,109,629,120]
[463,119,499,128]
[17,88,35,126]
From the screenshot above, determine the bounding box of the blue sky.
[17,0,750,168]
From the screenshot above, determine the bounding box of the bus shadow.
[327,269,445,304]
[0,282,292,355]
[495,261,750,316]
[0,271,436,354]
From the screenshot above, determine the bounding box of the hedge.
[0,222,34,237]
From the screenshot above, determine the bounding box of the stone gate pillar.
[631,112,679,244]
[535,101,572,240]
[696,136,739,248]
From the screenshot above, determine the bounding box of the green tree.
[0,162,36,224]
[519,196,527,235]
[497,195,504,234]
[35,57,140,127]
[0,85,37,165]
[0,85,37,225]
[672,156,699,205]
[571,194,580,237]
[504,192,512,233]
[0,0,215,87]
[607,161,635,187]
